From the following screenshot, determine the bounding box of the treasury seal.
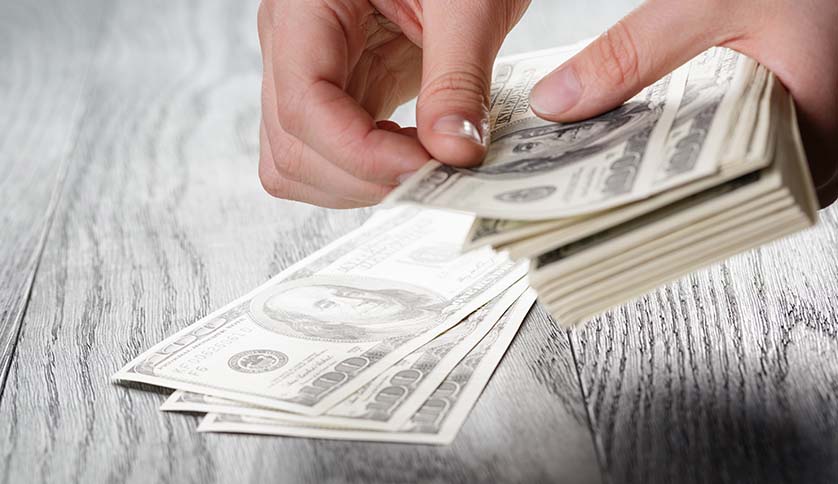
[227,349,288,374]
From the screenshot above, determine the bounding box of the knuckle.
[275,79,321,138]
[258,166,287,199]
[275,94,303,136]
[272,139,305,180]
[419,64,490,107]
[323,0,364,23]
[327,120,386,182]
[262,181,287,199]
[385,1,422,36]
[345,133,381,180]
[592,20,641,88]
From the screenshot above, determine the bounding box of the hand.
[257,0,530,207]
[529,0,838,208]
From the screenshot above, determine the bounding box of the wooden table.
[2,1,837,482]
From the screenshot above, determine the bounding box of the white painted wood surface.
[0,0,107,401]
[1,1,836,483]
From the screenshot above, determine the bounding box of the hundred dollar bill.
[197,289,538,445]
[161,279,528,431]
[388,44,755,221]
[113,207,526,416]
[463,47,756,248]
[386,41,690,220]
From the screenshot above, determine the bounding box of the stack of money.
[387,42,819,327]
[113,207,536,444]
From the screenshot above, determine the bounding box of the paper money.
[463,50,766,257]
[113,207,526,415]
[197,289,537,444]
[162,279,528,431]
[111,40,818,446]
[387,45,752,220]
[535,89,818,325]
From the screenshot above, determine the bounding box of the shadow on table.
[599,381,838,484]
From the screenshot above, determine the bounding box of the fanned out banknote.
[387,43,818,327]
[162,278,529,431]
[113,206,537,444]
[196,289,537,445]
[113,207,527,415]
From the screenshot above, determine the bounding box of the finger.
[259,8,396,204]
[268,2,429,184]
[261,122,392,204]
[417,1,527,167]
[259,162,368,209]
[259,124,368,208]
[529,0,736,122]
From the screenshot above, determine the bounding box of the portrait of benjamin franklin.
[467,100,658,179]
[249,275,447,342]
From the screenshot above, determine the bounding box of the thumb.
[417,2,525,167]
[530,0,728,122]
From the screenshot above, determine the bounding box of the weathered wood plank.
[0,0,107,395]
[0,1,617,482]
[571,204,838,484]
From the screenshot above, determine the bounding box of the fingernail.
[397,171,417,184]
[530,65,582,116]
[432,115,484,146]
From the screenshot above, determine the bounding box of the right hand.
[528,0,838,208]
[257,0,530,208]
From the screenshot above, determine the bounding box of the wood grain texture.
[0,0,107,398]
[9,0,834,482]
[0,1,618,482]
[571,204,838,484]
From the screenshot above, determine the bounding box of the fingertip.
[529,64,586,122]
[358,128,431,183]
[376,120,402,132]
[419,114,488,167]
[423,136,487,167]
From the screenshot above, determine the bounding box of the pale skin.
[257,0,838,209]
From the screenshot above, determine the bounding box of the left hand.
[257,0,530,207]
